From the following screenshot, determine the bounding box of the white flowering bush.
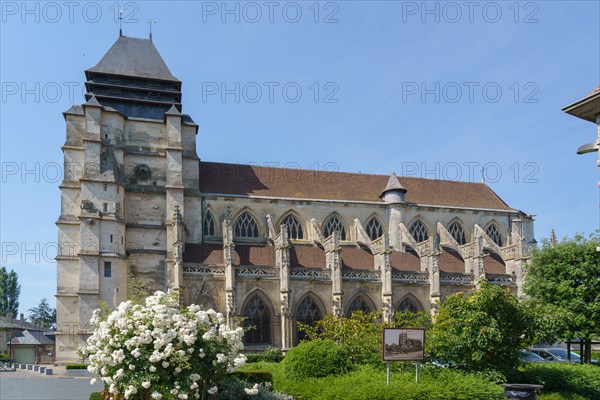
[80,291,246,400]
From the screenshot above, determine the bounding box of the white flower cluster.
[80,291,246,399]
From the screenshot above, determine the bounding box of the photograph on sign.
[382,328,425,361]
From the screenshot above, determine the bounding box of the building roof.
[86,36,179,82]
[199,162,513,211]
[9,330,54,345]
[0,316,48,332]
[562,85,600,123]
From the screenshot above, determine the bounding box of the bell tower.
[56,35,201,364]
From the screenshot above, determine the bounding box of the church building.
[55,35,535,363]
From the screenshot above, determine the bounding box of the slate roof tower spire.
[84,35,182,119]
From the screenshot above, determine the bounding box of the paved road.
[0,370,103,400]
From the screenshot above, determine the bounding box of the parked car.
[529,348,597,363]
[519,350,546,363]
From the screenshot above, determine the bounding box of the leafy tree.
[428,280,534,372]
[0,266,20,318]
[127,272,152,305]
[523,232,600,363]
[28,297,56,329]
[300,310,432,366]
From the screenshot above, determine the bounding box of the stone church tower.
[56,35,535,364]
[55,35,200,363]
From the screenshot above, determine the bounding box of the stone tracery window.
[296,296,322,343]
[448,221,466,245]
[346,295,372,316]
[194,280,216,310]
[366,217,383,241]
[282,214,304,240]
[485,224,503,247]
[397,297,420,313]
[203,211,215,236]
[243,295,271,345]
[235,211,259,239]
[409,220,429,243]
[323,215,347,240]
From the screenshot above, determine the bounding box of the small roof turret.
[380,172,407,196]
[380,172,407,204]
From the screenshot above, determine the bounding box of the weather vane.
[119,5,124,36]
[149,19,158,40]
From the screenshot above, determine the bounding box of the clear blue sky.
[1,1,599,316]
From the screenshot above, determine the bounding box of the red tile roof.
[342,247,375,269]
[290,245,326,268]
[184,243,275,266]
[390,250,421,271]
[484,252,506,274]
[199,162,512,210]
[184,243,506,274]
[440,250,465,273]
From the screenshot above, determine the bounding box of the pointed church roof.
[165,104,182,116]
[380,172,407,196]
[86,36,179,82]
[84,95,102,107]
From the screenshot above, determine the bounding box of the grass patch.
[66,363,89,370]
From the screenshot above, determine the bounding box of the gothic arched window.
[203,211,215,237]
[346,295,372,316]
[323,215,347,241]
[234,211,259,239]
[242,295,271,345]
[397,297,420,313]
[296,296,323,343]
[448,221,466,245]
[366,217,383,241]
[282,214,304,240]
[409,220,429,243]
[485,224,503,247]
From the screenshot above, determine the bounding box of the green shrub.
[66,363,89,370]
[281,339,352,379]
[263,346,284,362]
[88,393,104,400]
[244,347,285,364]
[429,280,534,372]
[245,354,267,363]
[0,352,10,358]
[507,363,600,399]
[270,363,503,400]
[230,370,274,383]
[300,310,431,366]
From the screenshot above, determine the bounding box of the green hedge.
[508,363,600,399]
[230,370,274,383]
[89,393,104,400]
[66,363,89,370]
[245,353,284,364]
[270,363,504,400]
[0,352,10,358]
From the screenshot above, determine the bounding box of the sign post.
[415,361,419,384]
[386,361,390,386]
[382,328,425,386]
